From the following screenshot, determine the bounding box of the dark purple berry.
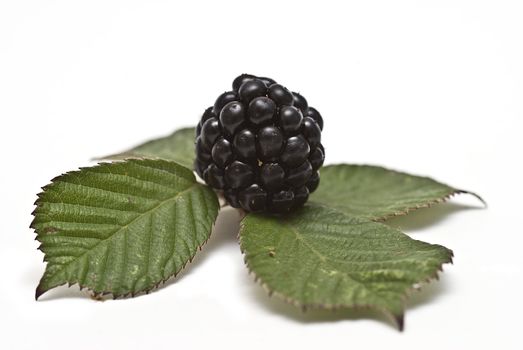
[224,189,241,208]
[286,160,313,187]
[213,91,239,115]
[233,129,257,162]
[309,147,325,171]
[292,92,308,114]
[257,126,284,161]
[258,76,277,87]
[225,161,254,189]
[280,135,310,168]
[307,107,323,131]
[268,84,294,106]
[318,143,325,155]
[196,74,324,213]
[270,190,295,213]
[279,106,303,134]
[248,97,276,126]
[293,186,310,208]
[196,136,211,162]
[238,79,267,104]
[260,163,285,191]
[203,164,226,189]
[302,117,322,149]
[307,171,320,193]
[194,159,208,179]
[212,138,233,168]
[196,107,215,136]
[219,101,246,136]
[200,118,221,149]
[233,74,257,92]
[239,184,268,212]
[196,123,201,137]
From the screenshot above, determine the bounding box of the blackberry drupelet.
[195,74,325,213]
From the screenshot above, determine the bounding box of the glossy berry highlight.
[195,74,325,213]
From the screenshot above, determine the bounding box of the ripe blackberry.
[195,74,325,213]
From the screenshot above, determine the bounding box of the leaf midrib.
[43,182,199,282]
[282,215,400,307]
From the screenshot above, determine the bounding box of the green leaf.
[311,164,484,221]
[99,127,196,169]
[239,204,453,330]
[31,159,219,299]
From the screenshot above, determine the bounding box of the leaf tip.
[394,313,405,332]
[35,285,46,300]
[456,190,488,208]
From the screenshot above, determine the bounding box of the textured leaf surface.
[100,128,196,169]
[240,204,453,329]
[311,164,482,220]
[32,159,219,299]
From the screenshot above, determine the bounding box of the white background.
[1,1,521,349]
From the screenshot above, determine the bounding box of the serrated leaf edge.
[31,160,219,300]
[373,189,486,222]
[237,212,454,331]
[321,164,486,221]
[34,226,217,300]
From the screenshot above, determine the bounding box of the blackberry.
[195,74,325,213]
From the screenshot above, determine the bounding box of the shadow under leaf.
[150,206,242,292]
